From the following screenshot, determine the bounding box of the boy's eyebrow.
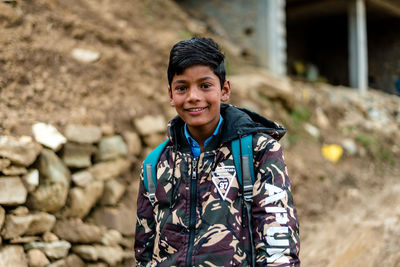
[197,76,214,82]
[172,79,187,85]
[172,76,215,85]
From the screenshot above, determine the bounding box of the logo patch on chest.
[212,166,236,200]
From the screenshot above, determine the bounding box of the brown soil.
[1,1,399,266]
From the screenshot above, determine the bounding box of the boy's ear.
[168,86,175,106]
[220,80,231,102]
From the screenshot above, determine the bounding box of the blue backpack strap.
[232,139,242,183]
[142,139,170,205]
[232,134,255,188]
[232,134,256,267]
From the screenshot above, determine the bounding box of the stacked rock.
[0,122,146,267]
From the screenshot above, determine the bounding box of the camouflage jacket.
[135,104,300,266]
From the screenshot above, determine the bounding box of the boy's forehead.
[180,64,213,73]
[173,65,215,80]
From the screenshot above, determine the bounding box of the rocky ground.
[1,0,400,266]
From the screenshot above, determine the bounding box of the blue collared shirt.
[184,115,223,158]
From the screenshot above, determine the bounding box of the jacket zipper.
[186,157,198,267]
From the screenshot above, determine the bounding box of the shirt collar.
[184,115,223,157]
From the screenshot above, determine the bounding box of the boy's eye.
[175,86,187,92]
[200,83,211,89]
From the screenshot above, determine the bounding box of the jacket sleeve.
[251,134,300,266]
[134,167,156,266]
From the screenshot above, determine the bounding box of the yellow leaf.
[322,144,343,163]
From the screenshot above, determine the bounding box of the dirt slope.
[1,1,400,266]
[1,0,193,135]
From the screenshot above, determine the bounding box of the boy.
[135,37,300,266]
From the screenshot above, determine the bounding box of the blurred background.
[0,0,399,266]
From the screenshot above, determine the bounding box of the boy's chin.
[185,118,219,130]
[186,121,207,128]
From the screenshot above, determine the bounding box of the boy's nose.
[187,86,201,101]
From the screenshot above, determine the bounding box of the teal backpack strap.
[232,134,256,267]
[232,134,255,192]
[240,134,255,201]
[142,139,170,205]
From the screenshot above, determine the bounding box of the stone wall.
[0,120,166,266]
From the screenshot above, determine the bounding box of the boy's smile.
[169,65,231,146]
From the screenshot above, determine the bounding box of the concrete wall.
[178,0,259,62]
[177,0,400,94]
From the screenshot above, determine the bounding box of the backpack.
[142,134,255,204]
[142,134,256,266]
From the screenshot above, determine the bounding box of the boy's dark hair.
[167,37,226,88]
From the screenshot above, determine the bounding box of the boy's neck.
[186,126,213,151]
[185,115,222,151]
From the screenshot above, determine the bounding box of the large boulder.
[71,170,93,187]
[100,179,126,205]
[122,131,142,156]
[0,206,4,229]
[71,245,97,261]
[32,123,67,151]
[101,229,123,247]
[72,245,131,266]
[25,212,57,236]
[22,169,39,192]
[1,165,28,176]
[64,125,102,144]
[0,158,11,171]
[0,177,27,206]
[0,245,28,267]
[27,249,50,267]
[1,214,31,240]
[133,115,166,136]
[43,232,59,243]
[53,219,104,243]
[63,180,104,218]
[28,183,69,213]
[89,158,129,181]
[25,241,71,260]
[47,254,85,267]
[62,143,96,168]
[38,149,70,186]
[0,135,42,166]
[96,135,128,161]
[143,133,167,149]
[92,205,135,235]
[10,206,29,216]
[29,149,70,213]
[1,212,56,239]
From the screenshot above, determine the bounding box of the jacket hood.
[167,104,286,146]
[220,104,286,142]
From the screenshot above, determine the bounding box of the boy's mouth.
[185,107,207,112]
[184,107,208,114]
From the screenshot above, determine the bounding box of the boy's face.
[169,65,231,136]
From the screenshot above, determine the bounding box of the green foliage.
[179,30,194,40]
[285,133,299,146]
[224,58,233,76]
[276,105,313,146]
[355,134,395,165]
[355,134,373,149]
[377,146,395,165]
[290,106,311,123]
[345,125,355,133]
